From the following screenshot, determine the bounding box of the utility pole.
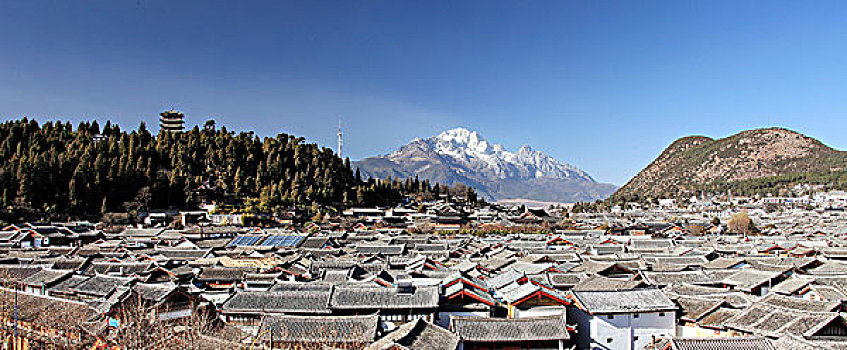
[14,290,18,350]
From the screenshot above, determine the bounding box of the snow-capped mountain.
[397,128,593,181]
[354,127,617,203]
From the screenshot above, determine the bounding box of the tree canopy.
[0,118,471,222]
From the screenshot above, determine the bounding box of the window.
[659,312,666,317]
[634,336,639,341]
[633,314,640,318]
[607,315,614,319]
[227,314,258,325]
[382,313,403,322]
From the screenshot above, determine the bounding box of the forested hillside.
[614,127,847,201]
[0,118,463,221]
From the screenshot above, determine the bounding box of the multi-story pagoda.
[159,109,185,133]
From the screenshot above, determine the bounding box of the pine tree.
[0,118,434,221]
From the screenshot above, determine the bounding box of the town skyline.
[4,3,847,348]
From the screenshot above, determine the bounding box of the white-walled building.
[658,198,677,209]
[567,289,677,350]
[209,213,243,226]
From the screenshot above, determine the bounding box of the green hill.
[614,127,847,201]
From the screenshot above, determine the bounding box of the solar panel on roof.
[228,236,262,247]
[259,235,278,246]
[258,235,304,247]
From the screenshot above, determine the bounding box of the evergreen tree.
[0,118,481,221]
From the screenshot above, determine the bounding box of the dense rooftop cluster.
[1,195,847,349]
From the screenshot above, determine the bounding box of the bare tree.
[687,224,705,236]
[106,294,244,350]
[0,285,95,350]
[728,211,755,235]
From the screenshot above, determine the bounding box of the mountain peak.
[436,127,485,147]
[517,144,533,153]
[439,126,474,137]
[355,127,617,202]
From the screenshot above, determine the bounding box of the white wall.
[210,214,243,225]
[24,285,44,295]
[591,314,632,350]
[567,308,675,350]
[514,305,566,318]
[630,312,675,350]
[677,324,726,338]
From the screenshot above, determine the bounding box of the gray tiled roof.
[263,314,378,344]
[331,286,438,309]
[675,296,724,321]
[642,270,712,286]
[496,282,541,304]
[486,269,524,289]
[771,332,847,350]
[49,274,90,294]
[721,269,782,291]
[355,244,406,255]
[698,307,740,329]
[669,337,776,350]
[132,282,177,302]
[771,275,813,295]
[571,275,642,291]
[196,267,250,281]
[664,283,731,296]
[759,293,840,312]
[222,289,332,314]
[444,282,497,306]
[153,248,210,260]
[807,284,847,301]
[366,318,459,350]
[807,261,847,275]
[571,288,677,314]
[49,258,88,271]
[71,274,133,297]
[0,265,43,282]
[547,272,587,288]
[451,315,570,342]
[84,262,152,276]
[508,262,553,275]
[270,282,334,292]
[22,269,73,286]
[724,296,843,338]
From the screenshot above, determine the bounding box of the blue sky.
[2,1,847,185]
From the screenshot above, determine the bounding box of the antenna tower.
[337,120,343,158]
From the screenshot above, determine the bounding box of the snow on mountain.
[388,127,594,182]
[354,127,617,202]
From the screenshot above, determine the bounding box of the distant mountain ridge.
[354,127,617,202]
[614,127,847,199]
